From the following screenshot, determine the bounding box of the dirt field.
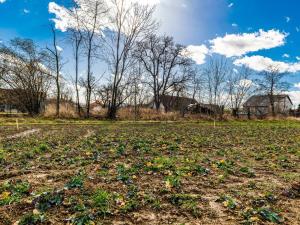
[0,120,299,225]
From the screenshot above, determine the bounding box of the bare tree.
[135,35,193,111]
[51,0,108,117]
[47,25,63,117]
[204,56,231,116]
[228,66,254,117]
[83,0,107,118]
[96,84,112,108]
[255,66,289,117]
[101,0,157,119]
[189,67,205,102]
[0,38,52,115]
[79,74,98,110]
[69,6,84,115]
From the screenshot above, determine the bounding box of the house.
[243,94,293,116]
[0,88,46,114]
[148,95,198,112]
[188,103,224,115]
[0,89,24,113]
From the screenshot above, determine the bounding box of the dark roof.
[244,95,293,107]
[159,95,198,111]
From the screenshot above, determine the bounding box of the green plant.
[216,159,235,174]
[38,143,49,152]
[217,195,237,210]
[146,157,173,172]
[65,174,84,189]
[165,175,181,189]
[133,140,151,153]
[116,143,126,156]
[169,194,200,217]
[240,167,255,178]
[34,191,64,212]
[0,148,6,163]
[18,213,46,225]
[0,180,31,206]
[70,212,95,225]
[92,189,112,216]
[258,208,283,223]
[116,164,137,184]
[144,194,161,210]
[194,165,210,175]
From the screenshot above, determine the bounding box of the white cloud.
[282,53,290,58]
[294,83,300,89]
[0,0,6,3]
[234,55,300,73]
[56,45,63,52]
[228,3,234,8]
[286,91,300,106]
[49,0,161,32]
[210,29,288,57]
[296,27,300,32]
[285,16,291,23]
[182,45,209,65]
[296,56,300,61]
[232,23,238,27]
[23,9,30,14]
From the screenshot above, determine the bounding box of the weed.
[169,194,200,217]
[65,173,85,189]
[0,148,6,163]
[144,194,161,210]
[133,140,151,153]
[0,180,31,206]
[217,195,237,210]
[258,208,283,223]
[165,175,181,190]
[91,189,112,216]
[116,143,126,156]
[34,191,64,212]
[69,212,95,225]
[18,212,46,225]
[240,167,255,178]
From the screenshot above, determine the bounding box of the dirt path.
[5,128,40,140]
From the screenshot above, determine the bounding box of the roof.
[159,95,198,111]
[0,88,46,105]
[244,95,293,107]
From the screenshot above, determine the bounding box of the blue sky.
[1,0,300,103]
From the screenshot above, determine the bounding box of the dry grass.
[44,103,78,118]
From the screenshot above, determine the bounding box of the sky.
[1,0,300,105]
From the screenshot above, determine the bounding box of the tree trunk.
[75,45,81,116]
[56,77,60,117]
[86,44,92,118]
[107,104,117,120]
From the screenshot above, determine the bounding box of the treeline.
[0,0,291,119]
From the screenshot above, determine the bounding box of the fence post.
[16,118,19,131]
